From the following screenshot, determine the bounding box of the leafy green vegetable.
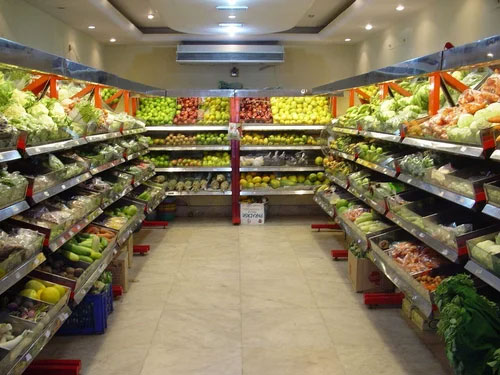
[435,274,500,375]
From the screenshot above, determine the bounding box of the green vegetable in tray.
[435,274,500,375]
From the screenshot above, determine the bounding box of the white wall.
[102,44,356,90]
[354,0,500,74]
[0,0,104,69]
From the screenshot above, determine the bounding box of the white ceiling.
[25,0,436,44]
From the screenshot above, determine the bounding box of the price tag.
[44,330,51,338]
[34,257,41,266]
[44,191,50,197]
[15,272,21,279]
[460,146,467,152]
[418,233,425,238]
[25,353,32,362]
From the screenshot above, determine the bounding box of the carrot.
[488,116,500,123]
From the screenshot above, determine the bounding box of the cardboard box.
[127,234,133,268]
[348,251,393,293]
[106,252,129,292]
[240,203,265,224]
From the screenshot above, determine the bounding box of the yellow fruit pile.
[19,279,66,304]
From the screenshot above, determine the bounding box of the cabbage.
[473,103,500,122]
[457,113,473,128]
[380,99,397,113]
[28,102,49,117]
[11,89,35,109]
[397,97,412,107]
[2,103,27,119]
[0,81,13,110]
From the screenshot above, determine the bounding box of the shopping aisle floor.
[40,217,450,375]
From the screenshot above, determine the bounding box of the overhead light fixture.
[396,4,405,11]
[216,6,248,11]
[487,52,494,58]
[109,38,116,43]
[148,14,154,19]
[219,22,242,27]
[365,23,373,30]
[345,38,351,42]
[228,15,236,19]
[88,25,95,29]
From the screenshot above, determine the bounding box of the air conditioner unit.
[176,44,284,64]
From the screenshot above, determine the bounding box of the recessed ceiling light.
[345,38,351,42]
[219,23,242,27]
[228,15,236,19]
[88,25,95,29]
[147,14,154,19]
[109,38,116,43]
[365,23,373,30]
[396,4,405,11]
[216,6,248,11]
[308,14,315,18]
[487,52,494,58]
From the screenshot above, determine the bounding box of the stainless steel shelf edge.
[156,167,231,173]
[73,246,115,304]
[122,128,147,136]
[242,125,326,131]
[385,212,460,263]
[397,173,477,209]
[150,145,231,151]
[313,195,335,218]
[146,126,229,132]
[241,145,322,151]
[165,190,231,196]
[490,149,500,162]
[24,138,87,157]
[30,172,92,204]
[329,149,356,161]
[325,172,349,190]
[234,89,314,98]
[90,158,126,175]
[329,127,359,136]
[402,137,484,158]
[0,149,21,163]
[166,89,234,98]
[465,260,500,292]
[240,166,324,172]
[133,171,156,187]
[355,158,398,178]
[368,248,433,317]
[0,252,46,296]
[48,208,104,252]
[347,187,386,215]
[85,132,122,143]
[240,189,315,196]
[0,200,30,222]
[359,130,402,143]
[101,185,134,210]
[126,149,149,161]
[482,203,500,219]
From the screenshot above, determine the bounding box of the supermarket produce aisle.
[40,217,450,375]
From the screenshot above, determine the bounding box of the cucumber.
[62,251,79,262]
[89,250,102,260]
[62,243,92,257]
[78,255,94,263]
[100,237,108,250]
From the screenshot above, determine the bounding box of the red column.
[428,72,441,116]
[330,97,337,118]
[230,97,241,225]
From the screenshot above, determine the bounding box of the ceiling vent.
[176,44,284,64]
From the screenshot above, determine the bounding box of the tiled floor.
[40,217,451,375]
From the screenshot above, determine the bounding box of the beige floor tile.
[165,278,240,309]
[119,280,174,307]
[307,279,363,309]
[151,308,241,349]
[176,258,239,281]
[240,256,305,280]
[140,346,242,375]
[83,343,149,375]
[243,347,346,375]
[298,256,345,279]
[242,308,333,349]
[241,277,316,311]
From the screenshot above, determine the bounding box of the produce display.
[415,274,444,292]
[329,135,360,154]
[435,275,500,375]
[240,152,318,167]
[116,161,154,182]
[18,278,67,304]
[99,204,139,231]
[407,74,500,143]
[398,152,438,177]
[0,323,25,348]
[173,97,200,125]
[68,143,124,169]
[3,295,49,323]
[324,158,358,181]
[240,98,272,123]
[100,88,119,106]
[129,185,164,205]
[469,233,500,276]
[142,152,231,168]
[82,173,133,207]
[136,97,177,126]
[199,97,230,125]
[0,168,28,208]
[241,133,321,146]
[60,232,109,265]
[377,239,444,275]
[270,96,331,125]
[240,172,325,190]
[0,227,44,279]
[118,136,150,154]
[163,173,230,193]
[485,181,500,206]
[149,133,229,146]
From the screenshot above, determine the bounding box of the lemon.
[25,280,46,292]
[54,285,66,298]
[36,289,44,300]
[19,289,37,299]
[40,287,61,304]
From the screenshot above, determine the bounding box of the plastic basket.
[106,282,114,316]
[57,285,111,335]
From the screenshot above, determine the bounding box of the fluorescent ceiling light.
[396,4,405,11]
[109,38,116,43]
[219,23,242,27]
[88,25,95,29]
[365,23,373,30]
[216,6,248,11]
[344,38,351,42]
[228,15,236,19]
[148,14,154,19]
[487,52,494,58]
